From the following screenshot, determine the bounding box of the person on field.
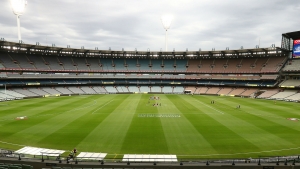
[69,150,74,159]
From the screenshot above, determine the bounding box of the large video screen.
[293,39,300,58]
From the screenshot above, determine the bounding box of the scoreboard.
[293,39,300,58]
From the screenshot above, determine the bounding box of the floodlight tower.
[161,14,173,51]
[10,0,27,42]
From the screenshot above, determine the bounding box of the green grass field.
[0,94,300,159]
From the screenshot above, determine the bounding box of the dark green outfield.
[0,94,299,159]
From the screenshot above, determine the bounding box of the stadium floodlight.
[10,0,27,42]
[161,14,173,51]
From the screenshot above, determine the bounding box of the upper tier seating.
[175,60,187,71]
[138,59,150,71]
[260,56,286,72]
[0,53,20,69]
[0,53,286,74]
[57,56,77,70]
[163,60,175,71]
[27,54,50,70]
[88,58,102,71]
[224,58,241,73]
[151,59,163,71]
[44,56,64,70]
[0,63,6,70]
[186,56,286,73]
[113,59,126,71]
[100,58,114,71]
[212,59,227,73]
[9,53,36,69]
[72,57,89,70]
[125,59,139,71]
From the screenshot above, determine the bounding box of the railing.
[1,148,299,166]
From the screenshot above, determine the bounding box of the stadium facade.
[0,32,300,101]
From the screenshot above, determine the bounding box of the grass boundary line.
[106,146,300,157]
[177,146,300,157]
[92,99,114,114]
[0,140,26,147]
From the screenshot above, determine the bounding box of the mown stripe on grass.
[0,96,77,120]
[170,95,261,157]
[120,94,169,154]
[157,94,218,155]
[75,94,139,153]
[190,95,299,156]
[34,94,126,150]
[211,97,300,146]
[0,95,106,147]
[0,95,93,129]
[232,98,300,125]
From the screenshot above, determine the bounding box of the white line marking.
[0,141,26,147]
[195,100,224,114]
[92,100,114,114]
[105,146,300,157]
[177,146,300,157]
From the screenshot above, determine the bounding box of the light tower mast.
[161,15,173,52]
[10,0,27,42]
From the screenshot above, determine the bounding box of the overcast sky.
[0,0,299,51]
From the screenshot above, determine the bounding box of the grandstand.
[1,31,300,168]
[280,79,300,87]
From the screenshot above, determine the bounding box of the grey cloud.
[0,0,299,51]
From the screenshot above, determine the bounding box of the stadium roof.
[0,40,286,58]
[282,31,300,40]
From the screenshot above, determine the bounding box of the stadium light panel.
[11,0,27,15]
